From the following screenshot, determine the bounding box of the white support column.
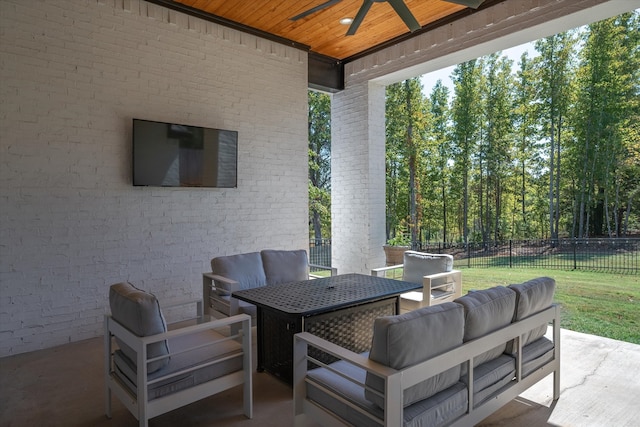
[331,81,387,274]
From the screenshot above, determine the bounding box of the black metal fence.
[309,238,332,269]
[418,238,640,275]
[311,238,640,275]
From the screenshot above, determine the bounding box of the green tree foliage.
[385,78,431,247]
[382,11,639,242]
[428,80,453,243]
[570,12,640,238]
[308,90,331,241]
[451,60,482,243]
[534,31,578,240]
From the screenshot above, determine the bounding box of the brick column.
[331,81,387,274]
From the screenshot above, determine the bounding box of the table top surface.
[232,273,421,315]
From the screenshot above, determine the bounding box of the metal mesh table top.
[232,273,421,315]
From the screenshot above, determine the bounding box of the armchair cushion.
[109,282,170,373]
[365,302,464,408]
[211,252,266,295]
[113,328,243,400]
[260,249,310,285]
[402,251,453,284]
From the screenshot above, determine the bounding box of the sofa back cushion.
[109,282,170,374]
[455,286,516,368]
[505,277,556,354]
[402,251,453,284]
[365,302,464,408]
[261,249,309,285]
[211,252,267,294]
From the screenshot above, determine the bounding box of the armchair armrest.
[161,298,204,324]
[422,269,462,302]
[309,264,338,278]
[370,264,404,277]
[203,272,241,316]
[203,272,241,293]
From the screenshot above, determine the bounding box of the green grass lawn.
[458,267,640,344]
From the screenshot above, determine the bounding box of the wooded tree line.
[385,12,639,245]
[309,13,639,244]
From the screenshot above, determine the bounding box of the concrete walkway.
[479,328,640,427]
[1,328,638,426]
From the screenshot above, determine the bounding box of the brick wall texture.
[0,0,309,357]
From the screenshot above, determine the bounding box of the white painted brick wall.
[0,0,309,357]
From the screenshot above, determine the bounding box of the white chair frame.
[104,300,252,427]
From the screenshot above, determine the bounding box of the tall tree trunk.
[554,117,561,239]
[548,114,556,241]
[442,183,447,244]
[405,80,418,249]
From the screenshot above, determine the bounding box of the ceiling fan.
[291,0,486,36]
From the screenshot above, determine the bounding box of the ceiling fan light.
[445,0,485,9]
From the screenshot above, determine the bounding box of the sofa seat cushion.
[365,302,464,408]
[455,287,516,369]
[506,277,556,354]
[522,336,555,377]
[261,249,310,286]
[402,251,453,284]
[461,354,515,407]
[306,358,468,427]
[211,252,266,295]
[109,282,170,374]
[114,328,243,401]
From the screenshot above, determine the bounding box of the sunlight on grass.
[458,267,640,344]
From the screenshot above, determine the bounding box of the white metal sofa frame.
[293,304,560,427]
[104,297,252,427]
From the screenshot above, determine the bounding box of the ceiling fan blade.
[387,0,421,32]
[444,0,485,9]
[291,0,343,21]
[346,0,373,36]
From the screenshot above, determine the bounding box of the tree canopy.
[384,12,639,244]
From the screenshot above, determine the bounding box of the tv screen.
[132,119,238,188]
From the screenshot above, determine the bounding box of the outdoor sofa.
[202,249,336,319]
[293,277,560,427]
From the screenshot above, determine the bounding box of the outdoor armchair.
[104,282,252,427]
[371,250,462,311]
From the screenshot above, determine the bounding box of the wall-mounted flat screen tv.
[133,119,237,188]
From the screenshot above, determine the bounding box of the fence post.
[509,240,512,268]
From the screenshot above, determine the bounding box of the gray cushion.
[522,337,555,377]
[506,277,556,354]
[109,282,169,373]
[365,302,464,408]
[261,249,309,285]
[454,287,516,368]
[211,252,266,293]
[114,328,243,400]
[307,357,468,427]
[460,354,515,406]
[402,251,453,285]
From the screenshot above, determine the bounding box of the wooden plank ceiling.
[168,0,482,61]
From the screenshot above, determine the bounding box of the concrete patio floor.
[1,327,638,426]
